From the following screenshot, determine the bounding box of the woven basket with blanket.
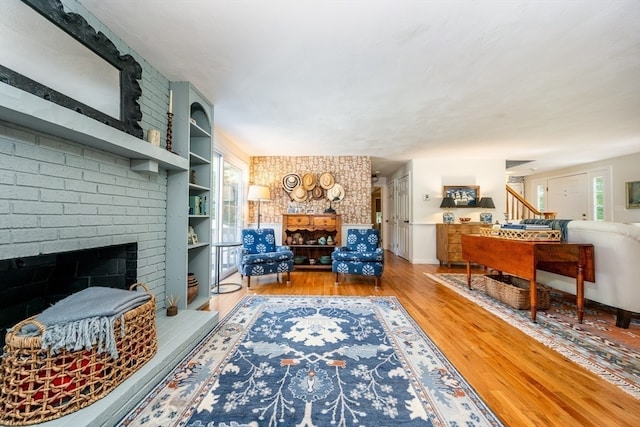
[0,283,157,426]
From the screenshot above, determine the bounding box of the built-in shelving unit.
[166,82,213,309]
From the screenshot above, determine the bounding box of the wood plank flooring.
[206,252,639,426]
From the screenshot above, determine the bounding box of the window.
[536,184,545,212]
[211,153,243,283]
[592,176,604,221]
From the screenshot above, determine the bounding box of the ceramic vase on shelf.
[187,273,199,304]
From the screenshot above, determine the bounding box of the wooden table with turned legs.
[461,234,595,323]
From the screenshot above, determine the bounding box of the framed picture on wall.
[626,181,640,209]
[443,185,480,207]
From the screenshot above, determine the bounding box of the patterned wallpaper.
[249,156,371,225]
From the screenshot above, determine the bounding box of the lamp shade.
[440,197,456,208]
[247,185,270,201]
[440,196,456,224]
[479,197,495,209]
[479,197,495,224]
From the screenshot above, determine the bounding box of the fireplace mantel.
[0,82,188,172]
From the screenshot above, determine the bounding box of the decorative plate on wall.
[282,173,301,192]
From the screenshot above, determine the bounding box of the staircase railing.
[505,185,556,221]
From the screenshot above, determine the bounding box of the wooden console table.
[461,234,595,323]
[282,214,341,270]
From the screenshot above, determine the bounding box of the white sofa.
[535,221,640,328]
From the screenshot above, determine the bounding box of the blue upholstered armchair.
[331,229,384,287]
[238,228,294,288]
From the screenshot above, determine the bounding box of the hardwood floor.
[207,252,640,426]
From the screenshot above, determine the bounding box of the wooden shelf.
[294,263,332,270]
[283,214,341,272]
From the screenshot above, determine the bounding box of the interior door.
[547,173,588,220]
[396,175,410,260]
[386,182,397,254]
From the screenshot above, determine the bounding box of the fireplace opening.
[0,243,137,351]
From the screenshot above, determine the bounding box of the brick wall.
[0,0,178,303]
[0,122,168,297]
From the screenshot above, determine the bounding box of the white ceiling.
[78,0,640,177]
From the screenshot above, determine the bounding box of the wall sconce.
[247,185,271,228]
[439,197,456,224]
[479,197,496,224]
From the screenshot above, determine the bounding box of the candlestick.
[166,112,173,152]
[168,89,173,114]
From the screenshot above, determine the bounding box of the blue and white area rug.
[118,296,503,426]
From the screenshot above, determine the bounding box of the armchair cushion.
[332,247,383,262]
[242,228,276,254]
[346,229,381,252]
[241,250,294,266]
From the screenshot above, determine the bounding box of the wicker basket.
[0,283,157,426]
[484,275,550,310]
[479,227,561,241]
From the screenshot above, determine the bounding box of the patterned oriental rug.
[426,273,640,399]
[117,296,503,426]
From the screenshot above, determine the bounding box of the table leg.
[529,279,537,322]
[466,261,471,290]
[212,244,243,294]
[576,264,585,323]
[214,245,221,294]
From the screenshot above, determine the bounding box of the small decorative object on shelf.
[166,295,179,316]
[440,196,456,224]
[479,197,496,224]
[187,273,199,304]
[166,89,174,152]
[324,196,339,214]
[190,169,196,184]
[188,226,198,244]
[147,128,161,146]
[166,111,173,152]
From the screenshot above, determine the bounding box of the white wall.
[524,152,640,223]
[393,157,506,264]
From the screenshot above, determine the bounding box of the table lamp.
[440,197,456,224]
[479,197,496,224]
[247,185,270,228]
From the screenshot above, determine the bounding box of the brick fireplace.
[0,119,168,313]
[0,243,137,350]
